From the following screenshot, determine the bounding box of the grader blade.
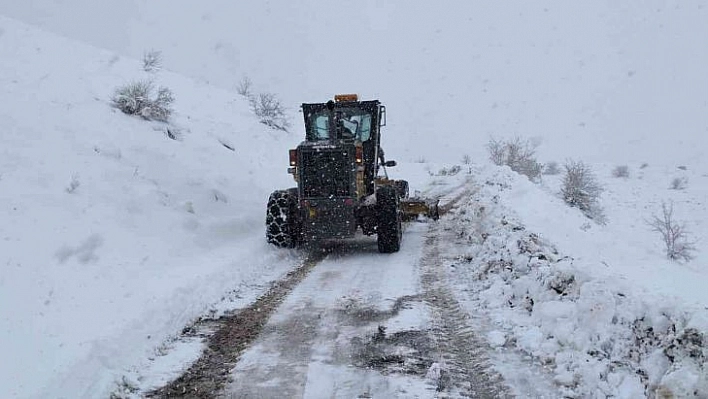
[401,198,440,221]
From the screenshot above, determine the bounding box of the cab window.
[309,113,330,140]
[307,107,373,141]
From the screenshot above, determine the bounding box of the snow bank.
[443,165,708,397]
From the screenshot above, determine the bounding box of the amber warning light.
[334,94,358,102]
[289,149,297,166]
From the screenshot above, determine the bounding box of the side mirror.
[384,160,397,167]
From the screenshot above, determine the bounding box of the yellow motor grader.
[266,94,439,253]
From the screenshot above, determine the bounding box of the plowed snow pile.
[438,165,708,398]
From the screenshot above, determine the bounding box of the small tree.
[561,160,604,221]
[647,201,696,261]
[486,137,542,181]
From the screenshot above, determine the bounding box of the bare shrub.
[249,92,289,131]
[561,160,604,221]
[66,173,80,193]
[487,138,506,166]
[236,76,253,97]
[435,165,462,176]
[236,77,290,132]
[543,161,560,175]
[109,375,139,399]
[487,137,543,181]
[612,165,630,178]
[670,177,688,190]
[142,49,162,72]
[112,80,174,122]
[647,201,696,262]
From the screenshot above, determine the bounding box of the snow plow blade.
[401,198,439,221]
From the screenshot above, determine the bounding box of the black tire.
[266,189,301,248]
[376,186,402,253]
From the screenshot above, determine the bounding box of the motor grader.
[266,94,438,253]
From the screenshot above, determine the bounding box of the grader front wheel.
[376,186,402,253]
[265,189,300,248]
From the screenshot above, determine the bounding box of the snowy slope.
[0,15,301,398]
[2,1,707,164]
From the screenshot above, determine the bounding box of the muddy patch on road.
[335,294,421,326]
[351,326,435,378]
[334,295,459,392]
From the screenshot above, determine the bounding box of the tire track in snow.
[420,191,512,398]
[147,250,326,398]
[225,297,321,398]
[148,181,476,398]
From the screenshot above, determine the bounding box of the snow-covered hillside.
[0,15,302,398]
[3,1,707,163]
[1,1,707,398]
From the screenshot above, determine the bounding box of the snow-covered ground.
[1,1,707,398]
[0,15,301,398]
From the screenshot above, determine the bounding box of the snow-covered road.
[143,180,515,398]
[130,169,707,399]
[223,224,509,397]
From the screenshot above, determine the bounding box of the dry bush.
[236,76,252,97]
[670,177,688,190]
[65,174,80,193]
[142,49,162,72]
[250,92,290,131]
[112,80,174,122]
[237,76,289,132]
[435,165,462,176]
[543,161,560,175]
[612,165,630,178]
[487,137,542,181]
[487,138,506,166]
[647,201,696,262]
[561,160,605,222]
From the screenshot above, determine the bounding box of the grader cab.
[266,94,438,253]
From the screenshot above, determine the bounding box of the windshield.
[307,107,372,141]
